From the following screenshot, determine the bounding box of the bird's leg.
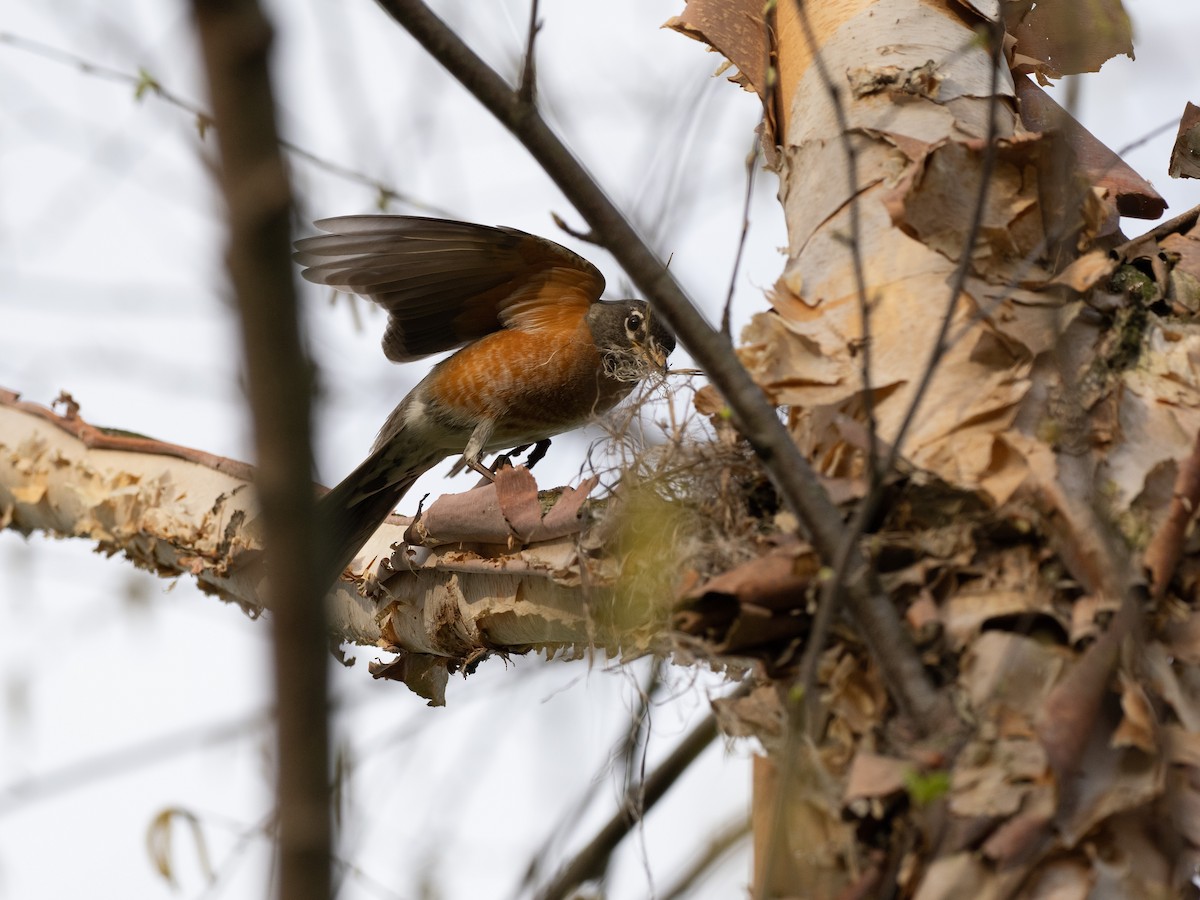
[462,418,497,483]
[525,438,551,470]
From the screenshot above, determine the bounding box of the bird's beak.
[646,339,669,373]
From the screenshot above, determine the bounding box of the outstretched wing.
[294,216,606,362]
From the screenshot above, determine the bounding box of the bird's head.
[588,299,676,383]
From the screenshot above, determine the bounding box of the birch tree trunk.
[673,0,1200,896]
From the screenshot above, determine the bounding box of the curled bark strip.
[1145,429,1200,599]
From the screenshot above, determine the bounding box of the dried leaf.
[369,652,449,707]
[1144,641,1200,732]
[1056,733,1164,849]
[712,685,784,744]
[403,468,597,547]
[145,807,214,889]
[950,738,1046,817]
[693,384,727,417]
[1160,231,1200,280]
[960,631,1068,718]
[1166,766,1200,853]
[1165,724,1200,767]
[1036,616,1122,782]
[1017,855,1093,898]
[663,0,766,96]
[912,852,997,900]
[1164,613,1200,666]
[844,751,910,801]
[941,549,1061,648]
[1111,674,1157,754]
[1168,101,1200,179]
[1051,250,1116,293]
[824,650,888,737]
[980,786,1056,865]
[1015,76,1164,220]
[950,764,1025,817]
[1004,0,1134,80]
[674,541,819,656]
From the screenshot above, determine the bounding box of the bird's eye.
[626,312,644,333]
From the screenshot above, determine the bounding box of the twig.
[1112,202,1200,259]
[0,30,446,215]
[373,0,950,736]
[0,30,213,121]
[797,17,1006,728]
[517,661,663,897]
[1116,116,1184,158]
[658,815,750,900]
[722,134,760,338]
[550,210,601,245]
[534,710,721,900]
[518,0,541,106]
[190,4,330,900]
[0,708,271,817]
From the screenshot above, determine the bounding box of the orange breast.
[428,308,633,443]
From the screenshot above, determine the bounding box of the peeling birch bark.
[670,0,1200,896]
[0,389,624,703]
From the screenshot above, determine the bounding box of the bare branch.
[0,30,447,214]
[0,390,697,705]
[0,707,271,818]
[534,705,724,900]
[518,0,541,105]
[658,815,750,900]
[189,2,330,898]
[798,16,1007,729]
[721,134,760,339]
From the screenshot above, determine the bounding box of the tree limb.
[190,1,330,897]
[0,391,665,703]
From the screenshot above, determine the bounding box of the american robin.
[295,215,676,587]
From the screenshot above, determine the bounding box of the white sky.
[1,1,1198,898]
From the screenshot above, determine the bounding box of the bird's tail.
[317,443,439,592]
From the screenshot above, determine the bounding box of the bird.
[294,215,676,589]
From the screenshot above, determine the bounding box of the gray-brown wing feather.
[295,216,606,362]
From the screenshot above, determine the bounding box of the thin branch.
[190,4,330,900]
[721,134,760,338]
[534,710,722,900]
[1113,202,1200,258]
[517,661,664,897]
[658,815,750,900]
[0,708,271,817]
[518,0,541,106]
[1116,116,1183,158]
[797,17,1007,729]
[0,30,446,215]
[551,210,601,245]
[373,0,950,736]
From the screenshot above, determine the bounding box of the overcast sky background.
[1,1,1198,898]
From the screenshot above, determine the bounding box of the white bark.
[0,390,611,689]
